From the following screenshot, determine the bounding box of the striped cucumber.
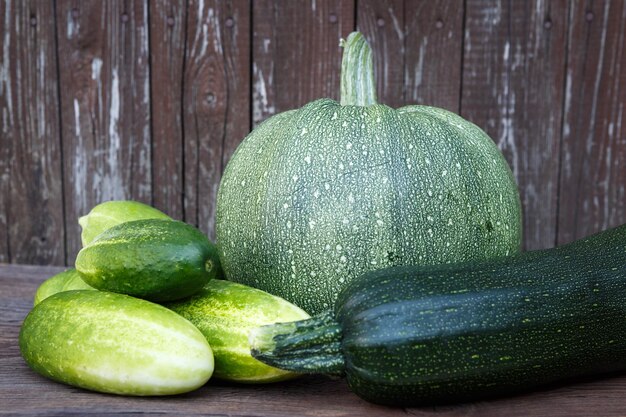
[165,280,310,383]
[20,290,214,396]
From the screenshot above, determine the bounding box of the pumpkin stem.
[340,32,377,106]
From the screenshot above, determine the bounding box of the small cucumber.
[33,268,95,306]
[164,280,310,383]
[19,290,214,396]
[76,219,218,302]
[79,200,170,246]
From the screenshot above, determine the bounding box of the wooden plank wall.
[0,0,624,266]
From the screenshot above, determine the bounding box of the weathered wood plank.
[252,0,355,127]
[0,0,65,265]
[356,0,404,109]
[558,1,626,245]
[5,262,626,416]
[182,0,250,240]
[0,1,11,264]
[56,0,152,263]
[461,0,568,251]
[405,0,464,112]
[150,0,187,221]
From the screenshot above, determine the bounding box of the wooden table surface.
[3,264,626,416]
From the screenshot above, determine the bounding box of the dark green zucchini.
[250,223,626,405]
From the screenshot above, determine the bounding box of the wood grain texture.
[0,0,65,265]
[0,1,625,268]
[182,0,250,240]
[0,1,11,263]
[356,0,404,109]
[405,0,464,112]
[252,0,355,126]
[150,0,187,221]
[5,263,626,416]
[558,1,626,245]
[461,0,568,251]
[57,0,152,263]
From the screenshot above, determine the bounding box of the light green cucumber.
[19,290,214,396]
[164,279,309,383]
[33,268,95,306]
[76,219,219,302]
[79,200,170,246]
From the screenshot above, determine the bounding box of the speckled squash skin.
[216,32,521,314]
[250,223,626,405]
[76,219,219,302]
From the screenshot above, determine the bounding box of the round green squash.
[216,32,522,314]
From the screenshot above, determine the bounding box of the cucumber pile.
[20,201,309,396]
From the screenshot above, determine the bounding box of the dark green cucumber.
[20,290,214,395]
[33,268,95,306]
[251,223,626,405]
[165,280,310,383]
[76,219,219,302]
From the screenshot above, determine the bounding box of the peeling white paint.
[198,0,204,29]
[73,98,81,138]
[496,38,519,178]
[37,48,46,138]
[388,6,404,44]
[210,8,222,55]
[73,96,87,216]
[253,63,275,124]
[67,9,79,38]
[484,3,502,26]
[587,3,610,155]
[411,37,427,101]
[109,69,120,149]
[91,58,103,81]
[105,68,124,200]
[563,69,572,136]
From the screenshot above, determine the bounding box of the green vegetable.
[33,268,95,305]
[216,31,521,314]
[79,200,170,246]
[76,219,218,302]
[165,280,310,383]
[20,290,213,396]
[251,223,626,405]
